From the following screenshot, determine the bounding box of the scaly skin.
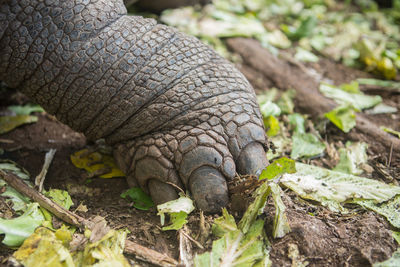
[0,0,268,213]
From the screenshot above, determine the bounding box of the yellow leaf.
[70,149,125,179]
[0,115,38,134]
[14,227,74,267]
[377,57,397,80]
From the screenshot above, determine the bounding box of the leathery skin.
[0,0,268,213]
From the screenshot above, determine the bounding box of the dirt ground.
[0,43,399,266]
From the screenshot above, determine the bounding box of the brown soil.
[0,39,399,266]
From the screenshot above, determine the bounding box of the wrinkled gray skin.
[0,0,268,213]
[126,0,211,13]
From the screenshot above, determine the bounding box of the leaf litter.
[1,0,400,265]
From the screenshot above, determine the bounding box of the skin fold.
[127,0,211,13]
[0,0,268,213]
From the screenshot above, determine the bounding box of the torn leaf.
[238,182,271,234]
[354,195,400,229]
[270,183,291,238]
[373,248,400,267]
[194,219,268,267]
[333,142,369,175]
[281,163,400,213]
[212,208,238,238]
[0,161,32,212]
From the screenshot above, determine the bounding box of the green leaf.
[357,78,400,91]
[365,103,398,115]
[373,248,400,267]
[0,203,45,247]
[276,89,296,115]
[267,134,292,161]
[0,161,32,212]
[44,189,74,210]
[0,162,30,182]
[261,29,292,49]
[264,115,280,137]
[259,157,296,181]
[309,34,328,51]
[206,11,267,38]
[157,194,194,231]
[354,195,400,229]
[238,182,271,234]
[195,219,269,267]
[324,105,357,133]
[285,16,318,40]
[288,113,306,134]
[270,184,291,238]
[333,142,368,175]
[161,211,189,231]
[340,81,360,93]
[259,101,281,118]
[281,163,400,213]
[285,117,318,163]
[212,208,238,238]
[120,187,154,210]
[8,104,44,115]
[40,190,74,227]
[294,47,319,62]
[257,89,281,118]
[266,135,292,161]
[0,187,31,212]
[0,115,38,134]
[319,83,382,110]
[290,132,326,160]
[393,231,400,245]
[257,88,278,104]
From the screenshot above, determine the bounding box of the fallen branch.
[0,169,86,227]
[227,38,400,153]
[0,170,178,267]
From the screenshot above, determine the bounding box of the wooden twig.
[226,38,400,153]
[124,240,178,267]
[0,169,87,228]
[0,170,178,267]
